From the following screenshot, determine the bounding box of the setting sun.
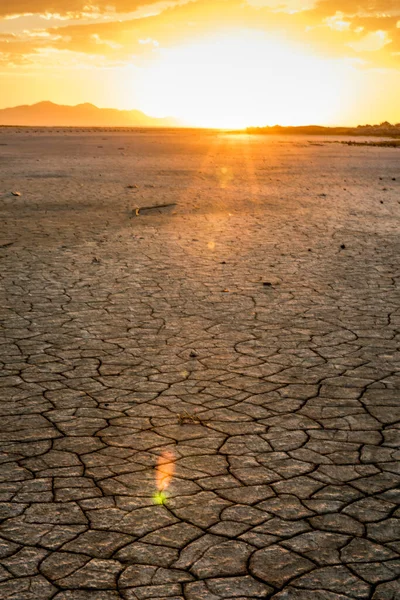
[135,30,350,129]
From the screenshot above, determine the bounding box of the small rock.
[382,188,387,191]
[380,201,384,204]
[189,351,198,358]
[392,177,396,181]
[263,282,272,287]
[340,244,346,250]
[127,185,139,189]
[11,191,21,197]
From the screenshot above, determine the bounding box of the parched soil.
[0,129,399,600]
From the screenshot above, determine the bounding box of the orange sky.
[1,0,399,127]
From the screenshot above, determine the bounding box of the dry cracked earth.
[0,128,399,600]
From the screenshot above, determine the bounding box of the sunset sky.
[1,0,400,127]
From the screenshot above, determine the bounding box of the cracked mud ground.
[0,129,399,600]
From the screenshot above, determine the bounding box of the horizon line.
[0,101,399,131]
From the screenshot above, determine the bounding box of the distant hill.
[244,123,400,138]
[0,101,180,127]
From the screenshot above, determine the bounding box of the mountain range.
[0,101,179,127]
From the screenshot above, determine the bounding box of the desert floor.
[0,128,399,600]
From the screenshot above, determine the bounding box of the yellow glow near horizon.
[136,30,351,128]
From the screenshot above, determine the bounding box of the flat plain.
[0,128,399,600]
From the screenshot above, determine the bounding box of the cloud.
[0,0,399,70]
[312,0,400,18]
[349,29,392,52]
[246,0,317,12]
[325,12,351,31]
[0,0,179,18]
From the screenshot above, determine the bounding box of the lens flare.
[153,450,175,504]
